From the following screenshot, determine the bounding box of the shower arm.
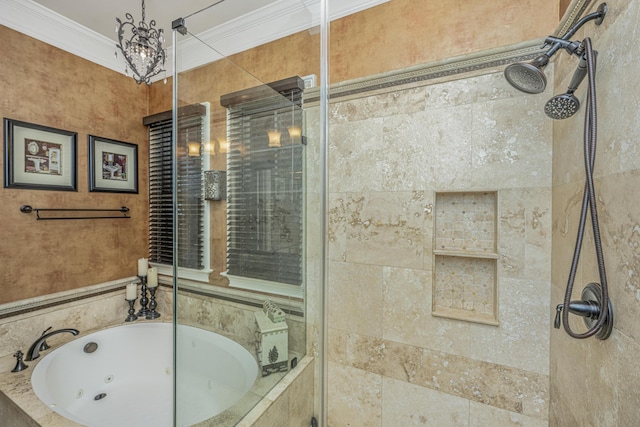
[542,3,607,59]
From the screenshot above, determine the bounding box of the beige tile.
[523,188,552,281]
[469,278,550,375]
[328,328,347,364]
[327,362,382,427]
[331,87,426,123]
[346,333,423,383]
[617,333,640,426]
[381,105,474,191]
[327,261,384,337]
[595,170,640,340]
[415,349,549,419]
[382,266,471,356]
[470,95,552,190]
[470,401,548,427]
[287,358,315,427]
[342,192,426,269]
[328,118,385,193]
[499,189,526,280]
[382,377,470,427]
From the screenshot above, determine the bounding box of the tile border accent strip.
[304,0,595,104]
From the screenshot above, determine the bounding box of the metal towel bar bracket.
[20,205,130,220]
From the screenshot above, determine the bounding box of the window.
[143,104,211,279]
[221,77,305,297]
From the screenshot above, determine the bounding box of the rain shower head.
[504,55,549,94]
[504,3,607,97]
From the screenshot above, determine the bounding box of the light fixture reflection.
[287,125,302,143]
[187,142,201,157]
[267,129,282,148]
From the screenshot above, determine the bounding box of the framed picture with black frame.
[88,135,138,193]
[3,118,78,191]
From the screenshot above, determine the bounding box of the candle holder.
[137,276,149,318]
[125,298,138,322]
[146,286,161,319]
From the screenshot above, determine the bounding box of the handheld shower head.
[544,54,589,120]
[544,93,580,120]
[504,55,549,94]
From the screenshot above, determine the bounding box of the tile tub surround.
[325,61,553,424]
[0,281,311,426]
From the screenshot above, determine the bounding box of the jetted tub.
[31,322,258,427]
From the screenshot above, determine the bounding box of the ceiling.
[33,0,280,44]
[1,0,389,81]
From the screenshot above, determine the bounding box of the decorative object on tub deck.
[263,300,286,323]
[204,170,226,201]
[137,258,150,318]
[146,267,160,319]
[255,300,288,376]
[125,282,138,322]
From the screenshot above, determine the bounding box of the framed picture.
[3,118,78,191]
[88,135,138,193]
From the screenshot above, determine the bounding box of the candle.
[147,267,158,288]
[137,258,148,276]
[125,283,137,300]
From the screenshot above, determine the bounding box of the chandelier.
[115,0,166,85]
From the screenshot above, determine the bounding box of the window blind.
[145,105,206,270]
[222,77,305,286]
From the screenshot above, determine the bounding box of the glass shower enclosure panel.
[171,1,324,425]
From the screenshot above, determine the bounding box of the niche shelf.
[432,191,499,325]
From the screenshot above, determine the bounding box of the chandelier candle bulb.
[138,258,148,276]
[147,268,158,288]
[125,283,137,301]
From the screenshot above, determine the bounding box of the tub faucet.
[25,328,79,361]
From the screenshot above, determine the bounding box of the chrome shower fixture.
[504,3,607,95]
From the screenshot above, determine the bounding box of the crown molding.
[0,0,389,83]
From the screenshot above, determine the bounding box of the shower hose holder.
[554,282,614,340]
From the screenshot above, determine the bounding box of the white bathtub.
[31,322,258,427]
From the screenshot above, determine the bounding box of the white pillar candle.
[137,258,148,276]
[125,283,137,300]
[147,267,158,288]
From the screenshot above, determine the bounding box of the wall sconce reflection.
[267,129,282,148]
[287,125,302,144]
[217,138,229,154]
[187,142,201,157]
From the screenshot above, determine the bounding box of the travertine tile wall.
[550,1,640,425]
[326,70,553,426]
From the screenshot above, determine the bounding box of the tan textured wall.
[550,1,640,425]
[329,0,558,83]
[0,25,149,304]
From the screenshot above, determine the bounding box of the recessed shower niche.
[433,191,499,325]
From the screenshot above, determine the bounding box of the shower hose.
[561,37,610,338]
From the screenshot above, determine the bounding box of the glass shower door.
[171,1,326,425]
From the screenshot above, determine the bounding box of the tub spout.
[25,328,79,361]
